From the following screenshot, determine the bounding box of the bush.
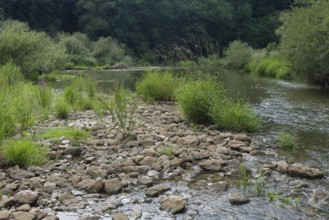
[136,71,178,103]
[39,128,90,140]
[55,98,69,119]
[224,40,253,69]
[1,139,49,167]
[279,132,295,149]
[176,78,225,124]
[210,99,261,132]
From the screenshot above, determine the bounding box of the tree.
[277,1,329,85]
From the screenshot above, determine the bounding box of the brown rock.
[13,191,38,206]
[12,211,36,220]
[104,178,122,195]
[160,196,187,214]
[288,163,324,179]
[199,159,224,172]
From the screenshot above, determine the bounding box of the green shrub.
[1,139,49,167]
[39,128,90,140]
[176,78,225,124]
[136,71,177,103]
[55,98,69,119]
[210,99,260,132]
[279,132,295,149]
[224,40,253,69]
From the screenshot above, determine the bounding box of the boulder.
[288,163,324,179]
[63,147,82,156]
[276,161,288,173]
[13,191,38,206]
[0,211,10,220]
[199,159,224,172]
[228,193,250,205]
[160,195,187,214]
[86,177,104,193]
[112,212,128,220]
[12,212,36,220]
[104,178,122,195]
[145,185,171,198]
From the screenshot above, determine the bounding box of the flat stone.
[146,185,171,197]
[208,181,228,191]
[112,212,128,220]
[229,193,250,205]
[44,182,56,193]
[76,179,94,190]
[12,211,36,220]
[170,158,185,168]
[16,204,31,211]
[13,191,38,206]
[138,176,153,186]
[276,161,288,173]
[234,134,251,142]
[160,195,187,214]
[139,156,157,166]
[63,147,82,156]
[288,163,324,179]
[0,211,10,220]
[86,177,104,193]
[178,135,199,146]
[199,159,224,172]
[139,139,155,147]
[104,178,122,195]
[9,168,34,180]
[0,198,14,208]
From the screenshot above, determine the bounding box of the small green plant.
[39,128,90,140]
[98,83,136,134]
[176,78,225,124]
[35,82,52,110]
[55,98,70,119]
[1,138,49,167]
[240,163,251,188]
[210,99,261,132]
[267,192,294,205]
[158,145,174,157]
[279,132,295,149]
[254,170,266,196]
[0,190,2,201]
[136,71,177,103]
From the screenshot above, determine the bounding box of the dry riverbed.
[0,101,327,220]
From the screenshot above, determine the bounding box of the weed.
[39,128,90,140]
[279,132,295,149]
[254,170,266,196]
[1,138,49,167]
[240,163,252,188]
[35,82,52,110]
[136,71,177,103]
[158,145,174,157]
[55,98,70,119]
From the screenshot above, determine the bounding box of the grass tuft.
[39,128,90,140]
[279,132,295,149]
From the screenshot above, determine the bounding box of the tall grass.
[1,139,49,167]
[176,78,225,124]
[55,98,70,119]
[279,132,295,149]
[39,128,90,140]
[136,71,178,103]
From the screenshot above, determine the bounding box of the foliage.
[279,132,295,149]
[210,99,260,132]
[277,1,329,85]
[98,83,136,134]
[0,20,67,76]
[176,78,225,124]
[136,71,178,103]
[55,98,70,119]
[224,40,253,69]
[157,145,174,157]
[39,128,90,140]
[240,163,252,188]
[245,52,292,80]
[1,138,49,167]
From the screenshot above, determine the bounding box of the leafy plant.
[210,99,261,132]
[39,128,90,140]
[279,132,295,149]
[98,83,136,134]
[136,71,178,103]
[1,138,49,167]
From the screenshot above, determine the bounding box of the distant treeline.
[0,0,292,61]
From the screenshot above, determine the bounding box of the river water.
[53,68,329,219]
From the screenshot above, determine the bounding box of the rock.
[16,204,31,211]
[142,148,157,157]
[288,163,324,179]
[43,216,59,220]
[228,193,250,205]
[76,179,95,190]
[146,170,160,179]
[9,167,35,180]
[13,191,38,206]
[228,140,246,150]
[208,181,228,191]
[178,135,199,146]
[0,198,14,208]
[63,147,82,157]
[0,211,10,220]
[139,156,157,166]
[234,134,251,143]
[170,158,185,168]
[199,159,224,172]
[139,139,155,147]
[160,195,187,214]
[86,177,104,193]
[44,182,56,193]
[131,209,142,220]
[276,161,288,173]
[12,211,36,220]
[138,176,153,186]
[112,212,128,220]
[145,185,171,197]
[46,174,66,187]
[104,178,122,195]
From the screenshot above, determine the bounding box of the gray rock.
[131,209,142,220]
[0,198,14,208]
[288,163,324,179]
[63,147,82,156]
[178,135,199,146]
[138,176,153,186]
[276,161,288,173]
[16,204,31,211]
[76,179,94,190]
[233,134,251,142]
[139,156,157,166]
[208,181,228,191]
[199,159,224,172]
[145,185,171,197]
[13,190,38,206]
[86,177,104,193]
[139,139,155,147]
[9,167,35,180]
[146,170,160,179]
[160,195,187,214]
[44,182,56,193]
[112,212,128,220]
[104,178,122,195]
[12,211,36,220]
[0,211,10,220]
[170,158,185,168]
[228,193,250,205]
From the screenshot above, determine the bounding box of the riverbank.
[0,100,327,220]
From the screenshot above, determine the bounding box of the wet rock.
[80,216,101,220]
[63,147,82,156]
[229,193,250,205]
[104,178,122,195]
[138,176,153,186]
[0,211,10,220]
[130,209,142,220]
[199,159,224,172]
[145,185,171,197]
[276,161,288,173]
[12,211,36,220]
[208,181,228,191]
[288,163,324,179]
[112,212,128,220]
[13,190,38,206]
[86,177,104,193]
[160,195,187,214]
